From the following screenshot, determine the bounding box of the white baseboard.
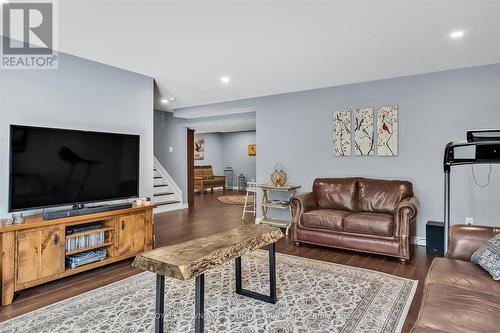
[154,203,188,214]
[412,236,426,247]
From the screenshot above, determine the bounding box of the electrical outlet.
[465,217,474,225]
[168,147,174,153]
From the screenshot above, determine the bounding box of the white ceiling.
[58,0,500,109]
[186,112,256,134]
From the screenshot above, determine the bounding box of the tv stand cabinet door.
[16,226,65,287]
[132,213,146,253]
[117,213,146,256]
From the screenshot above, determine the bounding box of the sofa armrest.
[290,192,318,222]
[395,197,418,223]
[393,196,418,259]
[446,224,500,261]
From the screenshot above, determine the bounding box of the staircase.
[153,157,185,214]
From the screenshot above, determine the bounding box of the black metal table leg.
[268,242,276,303]
[235,242,277,304]
[195,274,205,333]
[155,274,165,333]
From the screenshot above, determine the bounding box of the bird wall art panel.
[354,107,375,156]
[333,110,352,156]
[194,138,205,160]
[376,106,398,156]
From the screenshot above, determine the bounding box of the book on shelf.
[65,223,105,251]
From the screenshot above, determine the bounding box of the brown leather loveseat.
[291,177,418,263]
[411,225,500,333]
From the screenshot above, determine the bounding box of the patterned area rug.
[0,251,417,333]
[218,194,254,205]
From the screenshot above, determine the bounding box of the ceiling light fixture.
[160,97,176,105]
[450,30,464,39]
[220,76,231,84]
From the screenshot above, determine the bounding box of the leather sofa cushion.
[313,178,357,211]
[343,212,394,237]
[301,209,350,231]
[427,257,500,297]
[417,283,500,333]
[357,178,413,213]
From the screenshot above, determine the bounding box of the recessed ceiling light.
[160,97,176,104]
[450,30,464,39]
[220,76,231,84]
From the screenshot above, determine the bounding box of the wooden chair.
[194,165,225,194]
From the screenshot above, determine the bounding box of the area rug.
[218,194,254,205]
[0,251,417,333]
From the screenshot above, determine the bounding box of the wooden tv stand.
[0,204,156,306]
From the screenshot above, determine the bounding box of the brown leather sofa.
[411,225,500,333]
[290,177,418,263]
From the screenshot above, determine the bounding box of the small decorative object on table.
[271,163,287,187]
[135,198,150,206]
[11,212,24,224]
[224,166,234,190]
[237,174,246,192]
[1,217,13,226]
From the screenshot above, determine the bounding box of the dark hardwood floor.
[0,191,434,332]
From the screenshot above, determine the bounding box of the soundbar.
[42,202,133,220]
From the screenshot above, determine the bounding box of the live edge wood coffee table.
[132,224,284,333]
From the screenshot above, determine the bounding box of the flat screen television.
[9,125,140,212]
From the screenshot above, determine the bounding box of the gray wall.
[194,133,224,174]
[193,131,257,187]
[222,131,256,186]
[154,111,188,201]
[175,64,500,238]
[0,50,154,216]
[154,112,256,198]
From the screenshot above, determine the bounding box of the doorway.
[187,128,195,207]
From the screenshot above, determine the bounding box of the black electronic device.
[9,125,140,212]
[443,129,500,250]
[467,129,500,142]
[42,202,133,220]
[426,221,444,256]
[444,140,500,171]
[66,248,107,269]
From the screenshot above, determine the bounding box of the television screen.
[9,125,140,211]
